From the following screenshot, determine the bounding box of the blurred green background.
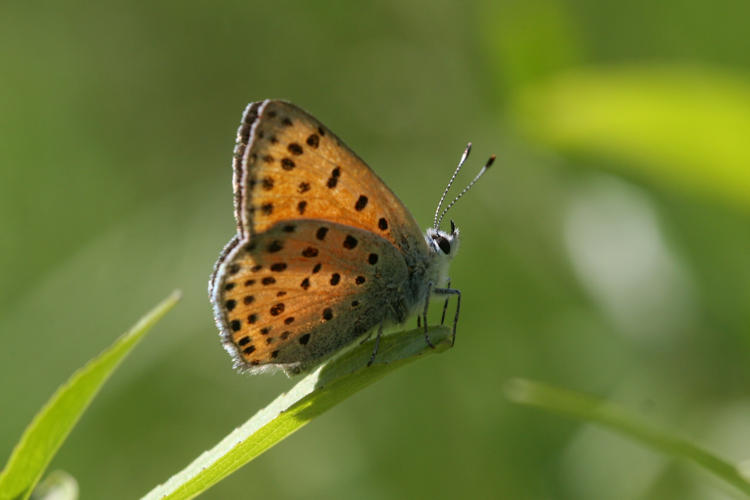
[2,0,749,498]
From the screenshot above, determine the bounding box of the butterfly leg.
[367,323,384,366]
[422,282,435,349]
[433,287,461,345]
[359,330,373,345]
[440,280,451,326]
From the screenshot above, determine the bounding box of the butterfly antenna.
[433,143,472,229]
[436,154,495,229]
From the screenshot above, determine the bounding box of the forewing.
[210,220,409,375]
[233,100,427,255]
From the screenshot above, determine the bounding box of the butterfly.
[209,100,493,376]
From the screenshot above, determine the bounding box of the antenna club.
[460,143,472,162]
[486,155,496,168]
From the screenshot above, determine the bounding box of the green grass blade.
[143,326,452,500]
[0,291,181,500]
[505,378,750,497]
[513,65,750,212]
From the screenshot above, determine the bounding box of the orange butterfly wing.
[232,100,427,256]
[210,100,437,374]
[211,220,409,375]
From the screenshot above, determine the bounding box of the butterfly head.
[426,219,460,259]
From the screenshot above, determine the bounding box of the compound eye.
[436,236,451,254]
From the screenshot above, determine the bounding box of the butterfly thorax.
[395,227,459,322]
